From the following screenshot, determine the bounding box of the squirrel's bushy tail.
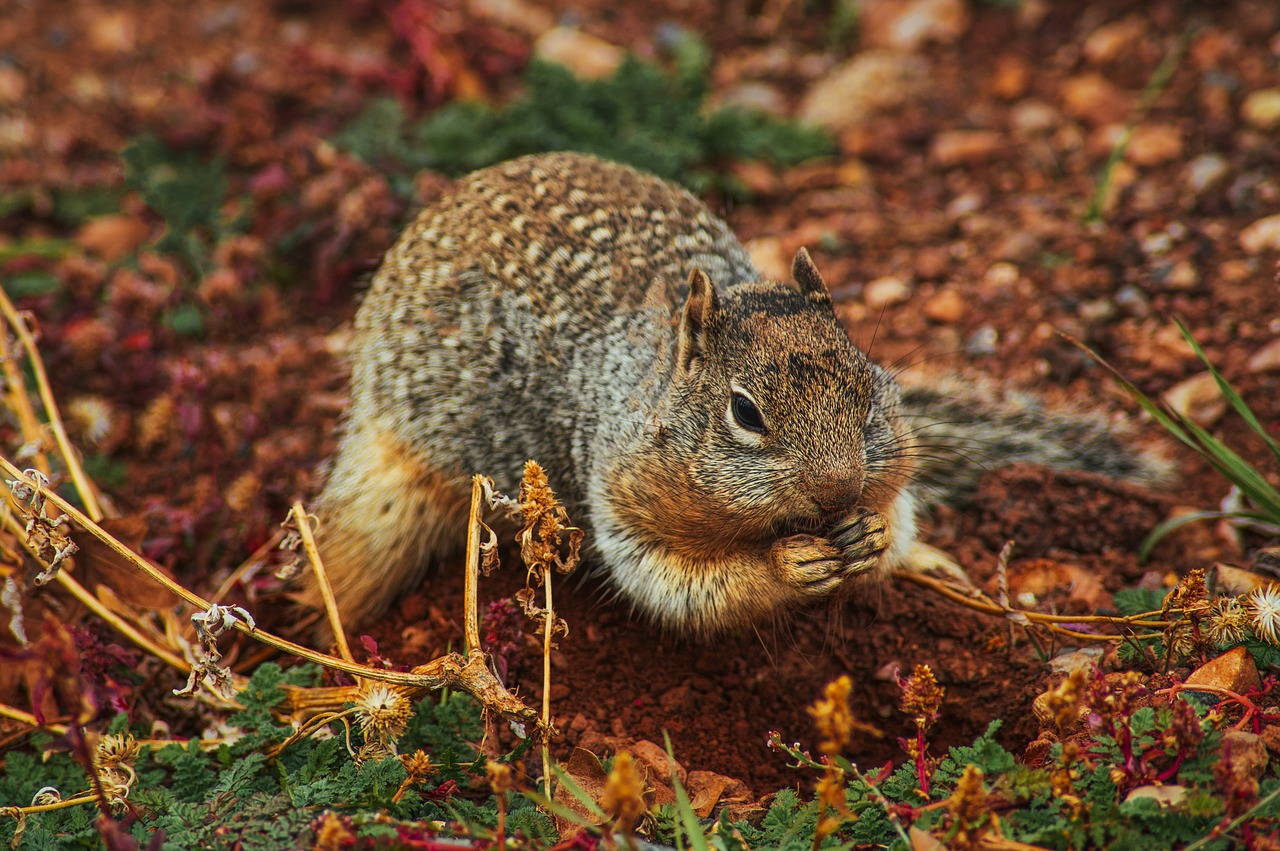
[896,373,1173,510]
[300,423,469,639]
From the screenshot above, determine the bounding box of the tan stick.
[0,330,50,476]
[0,508,197,676]
[291,501,352,664]
[0,289,103,520]
[463,474,483,656]
[0,458,534,719]
[898,572,1169,639]
[542,574,553,801]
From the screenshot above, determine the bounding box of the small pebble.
[1242,87,1280,131]
[982,261,1020,293]
[1184,154,1229,194]
[929,130,1005,166]
[1240,213,1280,254]
[1140,232,1173,257]
[1078,298,1116,323]
[1061,73,1133,126]
[994,231,1041,263]
[799,50,928,132]
[1125,123,1183,167]
[923,288,966,323]
[1008,99,1060,135]
[1113,284,1150,318]
[1083,16,1146,65]
[965,325,998,356]
[859,0,971,51]
[534,26,623,79]
[1247,338,1280,373]
[864,276,912,309]
[1163,372,1227,427]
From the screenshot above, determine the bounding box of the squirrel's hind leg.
[301,424,469,639]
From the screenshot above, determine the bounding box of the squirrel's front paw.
[771,510,889,596]
[830,509,890,577]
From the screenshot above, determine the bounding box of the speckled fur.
[303,152,1165,636]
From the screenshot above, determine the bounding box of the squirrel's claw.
[771,509,890,596]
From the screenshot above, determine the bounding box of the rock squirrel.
[303,151,1168,635]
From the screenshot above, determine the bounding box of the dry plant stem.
[290,501,353,664]
[899,572,1170,639]
[543,575,553,802]
[0,331,50,475]
[464,474,484,655]
[208,529,284,604]
[2,793,99,817]
[1,460,536,721]
[0,288,102,521]
[0,507,196,675]
[0,702,67,735]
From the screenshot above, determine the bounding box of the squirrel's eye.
[731,392,766,434]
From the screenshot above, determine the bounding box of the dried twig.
[0,458,536,723]
[287,502,352,664]
[0,287,103,520]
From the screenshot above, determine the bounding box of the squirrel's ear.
[792,247,829,297]
[677,268,719,372]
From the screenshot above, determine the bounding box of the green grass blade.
[1139,510,1270,561]
[1176,318,1280,465]
[1178,417,1280,520]
[546,763,608,821]
[663,732,711,851]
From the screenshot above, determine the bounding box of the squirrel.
[302,151,1169,636]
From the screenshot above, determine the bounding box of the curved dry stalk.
[899,571,1172,641]
[288,501,352,664]
[0,288,103,520]
[0,459,537,724]
[0,506,197,676]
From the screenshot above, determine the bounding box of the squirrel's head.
[664,249,910,538]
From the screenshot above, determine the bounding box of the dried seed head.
[809,675,855,756]
[1248,586,1280,644]
[946,765,992,847]
[487,760,514,795]
[899,664,945,730]
[356,682,412,745]
[400,749,434,784]
[516,460,582,578]
[1208,597,1251,645]
[1040,666,1088,731]
[602,752,647,835]
[94,733,140,814]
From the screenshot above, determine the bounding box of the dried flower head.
[1248,586,1280,644]
[1165,568,1208,615]
[399,749,434,784]
[1040,667,1088,732]
[66,396,114,445]
[356,682,412,740]
[810,675,855,756]
[946,765,993,848]
[94,733,140,813]
[486,760,514,795]
[602,752,648,835]
[516,460,583,579]
[1208,597,1251,646]
[899,664,945,731]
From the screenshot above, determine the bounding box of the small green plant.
[333,49,833,195]
[0,663,555,849]
[1086,319,1280,558]
[120,134,246,275]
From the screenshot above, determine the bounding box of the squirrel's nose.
[812,476,864,515]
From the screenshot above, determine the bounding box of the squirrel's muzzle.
[811,475,864,515]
